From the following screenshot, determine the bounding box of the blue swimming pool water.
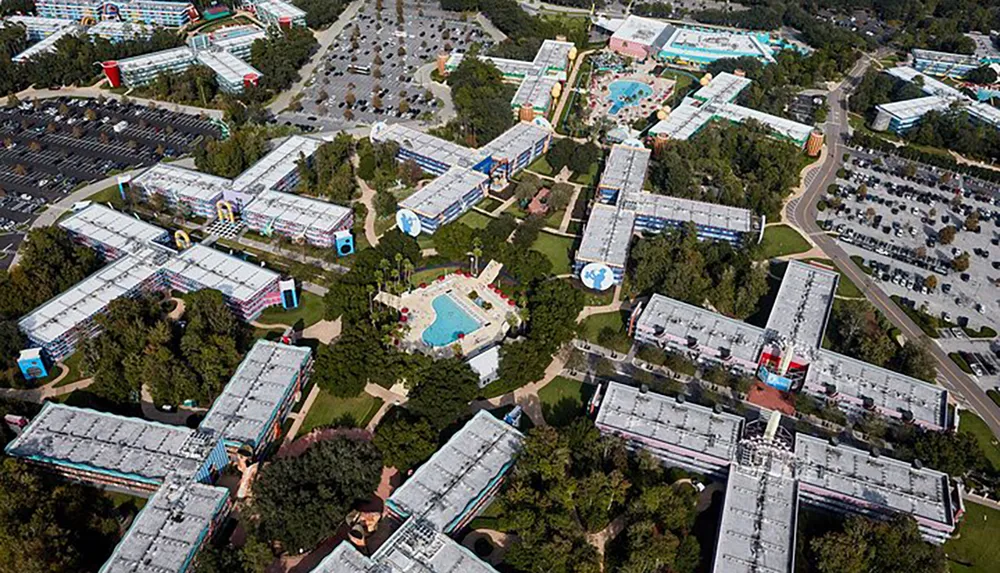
[422,294,481,347]
[607,80,653,115]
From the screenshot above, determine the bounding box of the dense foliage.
[0,458,119,573]
[372,407,440,471]
[296,133,358,202]
[252,437,382,551]
[250,27,319,94]
[83,289,250,406]
[439,53,516,146]
[630,224,769,320]
[808,515,945,573]
[293,0,349,28]
[496,420,701,573]
[848,69,928,120]
[194,126,270,177]
[545,138,601,177]
[140,65,220,108]
[650,123,801,219]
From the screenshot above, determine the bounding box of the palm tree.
[394,253,403,278]
[390,268,401,292]
[374,269,384,292]
[366,284,376,315]
[403,259,414,290]
[471,237,482,275]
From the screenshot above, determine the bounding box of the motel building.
[35,0,198,27]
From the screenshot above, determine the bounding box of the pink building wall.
[609,38,652,60]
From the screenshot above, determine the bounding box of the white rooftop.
[242,189,352,235]
[371,123,482,170]
[479,121,552,164]
[610,15,672,48]
[158,244,279,303]
[400,167,489,219]
[712,466,797,573]
[875,95,954,121]
[231,135,323,195]
[624,192,754,233]
[599,144,650,195]
[118,46,196,72]
[765,260,838,349]
[195,49,261,86]
[885,66,966,99]
[692,72,752,103]
[60,204,168,253]
[132,163,232,203]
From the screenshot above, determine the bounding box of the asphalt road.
[788,55,1000,438]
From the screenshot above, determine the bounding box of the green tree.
[372,407,439,471]
[313,322,388,397]
[253,437,382,551]
[938,225,957,245]
[407,358,478,428]
[810,515,945,573]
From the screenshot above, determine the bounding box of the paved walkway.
[550,49,596,131]
[0,375,94,402]
[469,353,567,427]
[357,176,380,247]
[576,286,626,323]
[282,383,321,446]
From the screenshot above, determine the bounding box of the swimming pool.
[607,80,653,115]
[422,294,482,347]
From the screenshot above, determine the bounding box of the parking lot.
[819,148,1000,334]
[294,0,490,128]
[0,97,220,269]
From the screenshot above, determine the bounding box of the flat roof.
[596,381,743,464]
[118,46,196,72]
[4,402,218,484]
[804,349,949,429]
[599,144,650,195]
[479,121,551,164]
[912,48,981,66]
[625,191,754,232]
[371,122,482,169]
[648,102,712,140]
[715,103,814,143]
[885,66,965,99]
[18,247,170,345]
[713,466,797,573]
[317,517,499,573]
[158,244,279,303]
[575,204,635,268]
[195,49,261,85]
[254,0,306,18]
[795,434,954,527]
[511,74,558,110]
[132,163,232,203]
[633,294,767,365]
[13,25,78,62]
[764,260,838,349]
[242,189,352,235]
[531,39,575,73]
[198,340,311,449]
[875,95,953,121]
[387,411,522,531]
[663,26,775,63]
[60,204,168,252]
[100,478,229,573]
[6,15,74,33]
[692,72,752,103]
[399,167,489,219]
[230,135,322,194]
[88,20,152,39]
[968,101,1000,127]
[610,15,672,48]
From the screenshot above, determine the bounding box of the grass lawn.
[298,390,383,435]
[104,490,148,512]
[374,215,396,236]
[951,352,974,374]
[758,224,812,259]
[544,208,566,229]
[959,412,1000,473]
[531,232,574,275]
[410,265,461,286]
[457,210,492,229]
[52,351,86,388]
[479,197,503,212]
[578,311,631,353]
[257,291,325,328]
[538,376,594,426]
[570,163,600,186]
[417,234,435,250]
[567,277,614,306]
[527,156,555,176]
[803,258,863,298]
[945,502,1000,573]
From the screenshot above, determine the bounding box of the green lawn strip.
[578,310,631,353]
[52,352,86,388]
[374,215,396,236]
[570,163,599,186]
[564,277,614,306]
[951,352,974,374]
[945,502,1000,573]
[530,231,574,275]
[410,264,462,287]
[959,412,1000,473]
[850,254,874,276]
[297,390,383,435]
[527,156,555,176]
[538,376,595,426]
[988,389,1000,408]
[758,224,812,259]
[544,208,566,229]
[479,197,503,212]
[257,291,325,329]
[891,295,945,338]
[417,234,435,250]
[803,258,863,298]
[103,490,148,513]
[964,326,998,339]
[457,210,492,229]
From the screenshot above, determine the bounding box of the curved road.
[788,56,1000,438]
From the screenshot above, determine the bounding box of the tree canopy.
[296,133,358,202]
[252,437,382,551]
[809,515,945,573]
[372,407,440,471]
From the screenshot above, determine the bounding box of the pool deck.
[588,57,675,125]
[375,261,520,357]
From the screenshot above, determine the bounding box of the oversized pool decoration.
[396,208,422,237]
[581,262,615,291]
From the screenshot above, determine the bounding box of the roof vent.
[713,404,723,415]
[870,447,881,458]
[639,384,649,394]
[913,458,923,470]
[676,394,686,404]
[829,435,840,447]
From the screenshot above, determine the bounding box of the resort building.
[444,39,576,117]
[131,162,231,220]
[574,141,761,287]
[599,15,790,69]
[11,22,79,62]
[35,0,197,27]
[591,382,964,573]
[241,189,354,247]
[911,47,1000,79]
[872,66,1000,134]
[3,402,230,493]
[229,135,323,199]
[187,24,265,58]
[649,72,814,147]
[112,41,263,93]
[87,19,153,40]
[371,119,553,235]
[59,203,169,260]
[247,0,307,28]
[320,411,521,572]
[626,260,956,431]
[5,15,75,40]
[197,340,313,457]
